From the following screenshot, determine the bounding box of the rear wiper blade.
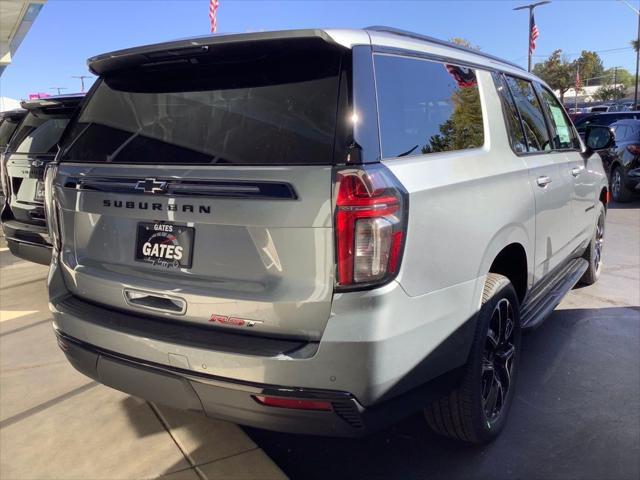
[397,144,419,157]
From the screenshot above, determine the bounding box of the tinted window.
[613,125,628,141]
[0,118,22,146]
[374,54,484,158]
[504,76,551,152]
[61,49,342,165]
[492,73,527,153]
[538,86,580,150]
[9,112,72,154]
[14,118,70,154]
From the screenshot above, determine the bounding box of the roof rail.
[366,26,525,71]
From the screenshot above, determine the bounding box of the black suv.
[0,109,27,204]
[600,119,640,202]
[1,94,83,264]
[574,111,640,137]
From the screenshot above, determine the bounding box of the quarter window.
[538,86,580,150]
[504,76,551,152]
[374,54,484,159]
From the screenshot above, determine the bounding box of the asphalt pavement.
[246,200,640,480]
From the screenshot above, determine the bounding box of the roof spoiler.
[20,94,85,111]
[88,29,345,76]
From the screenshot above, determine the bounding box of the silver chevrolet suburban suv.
[46,27,614,444]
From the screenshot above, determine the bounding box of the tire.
[580,202,605,286]
[424,273,521,444]
[611,166,632,203]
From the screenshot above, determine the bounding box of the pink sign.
[28,93,51,100]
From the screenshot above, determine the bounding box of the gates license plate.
[135,222,194,268]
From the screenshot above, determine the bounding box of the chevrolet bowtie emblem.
[135,178,168,194]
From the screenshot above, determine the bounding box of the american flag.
[529,13,539,55]
[209,0,219,33]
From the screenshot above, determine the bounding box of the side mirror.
[583,125,614,157]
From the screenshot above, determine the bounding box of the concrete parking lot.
[0,201,638,480]
[0,242,285,479]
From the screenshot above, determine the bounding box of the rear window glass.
[0,118,22,146]
[9,110,75,154]
[60,49,343,165]
[374,54,484,158]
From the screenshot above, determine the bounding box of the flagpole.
[514,1,551,72]
[575,65,579,111]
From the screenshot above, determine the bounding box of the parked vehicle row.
[1,94,84,264]
[1,27,616,445]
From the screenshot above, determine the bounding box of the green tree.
[532,50,574,102]
[604,67,634,87]
[574,50,604,85]
[593,84,626,101]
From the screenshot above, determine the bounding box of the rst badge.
[135,222,194,268]
[210,314,264,328]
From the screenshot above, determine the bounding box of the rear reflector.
[253,395,333,411]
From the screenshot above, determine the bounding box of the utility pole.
[619,1,640,107]
[514,1,551,72]
[50,87,67,95]
[72,75,93,93]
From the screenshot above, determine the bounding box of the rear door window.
[60,49,343,165]
[492,72,527,154]
[537,86,580,150]
[504,76,551,152]
[374,54,484,158]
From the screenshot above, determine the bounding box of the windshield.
[60,49,343,165]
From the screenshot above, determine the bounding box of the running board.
[521,258,589,331]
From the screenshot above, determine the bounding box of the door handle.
[536,175,552,187]
[571,166,583,177]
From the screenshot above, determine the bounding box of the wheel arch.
[477,225,532,305]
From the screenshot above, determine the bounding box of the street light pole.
[72,75,93,93]
[635,12,639,106]
[514,1,551,72]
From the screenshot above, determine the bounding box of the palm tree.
[633,39,639,52]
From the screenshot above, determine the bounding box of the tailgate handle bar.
[123,289,187,315]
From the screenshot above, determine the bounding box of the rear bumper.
[49,260,482,435]
[56,330,459,437]
[2,219,51,265]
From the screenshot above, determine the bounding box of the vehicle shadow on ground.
[245,306,640,480]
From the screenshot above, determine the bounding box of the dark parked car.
[598,119,640,202]
[1,94,83,264]
[0,109,27,204]
[574,111,640,137]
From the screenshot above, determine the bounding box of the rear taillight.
[0,154,8,198]
[626,144,640,155]
[44,164,61,250]
[334,165,407,290]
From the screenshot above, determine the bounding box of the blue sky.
[1,0,637,100]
